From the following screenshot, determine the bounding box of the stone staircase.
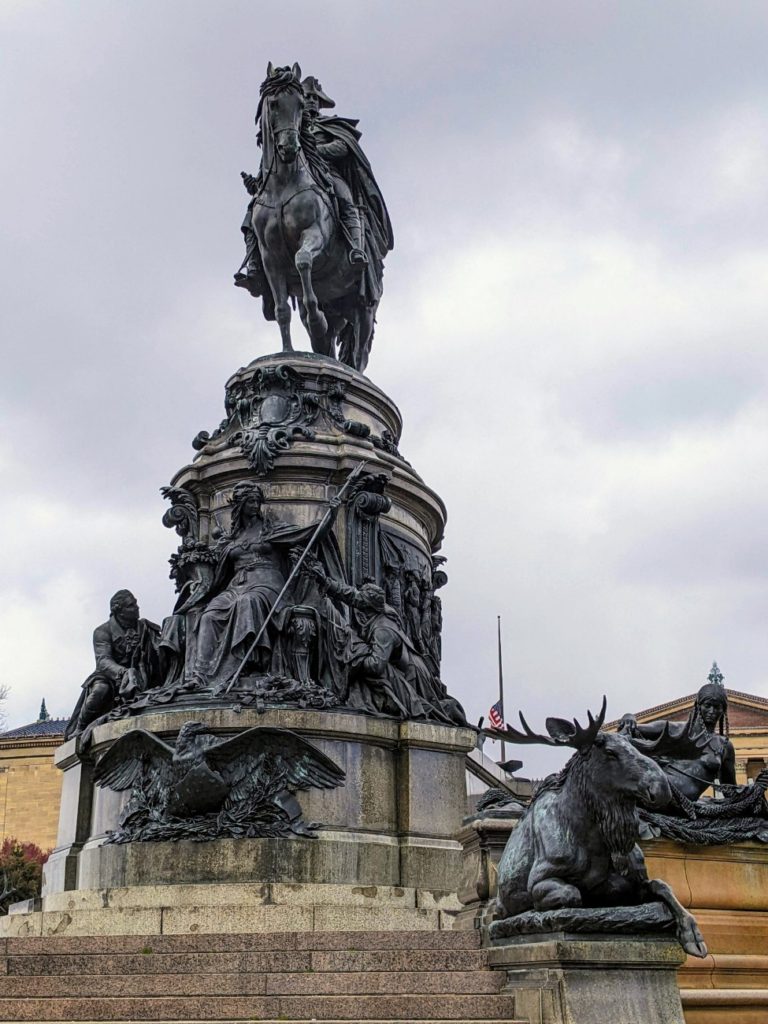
[0,930,524,1023]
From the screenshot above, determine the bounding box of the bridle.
[254,94,303,199]
[253,95,330,217]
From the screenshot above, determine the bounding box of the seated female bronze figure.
[619,676,735,802]
[187,482,340,689]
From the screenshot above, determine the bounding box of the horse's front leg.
[262,254,293,353]
[295,227,330,354]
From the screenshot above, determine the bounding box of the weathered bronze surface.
[64,591,164,740]
[235,64,393,372]
[491,700,708,959]
[620,664,768,844]
[93,721,345,842]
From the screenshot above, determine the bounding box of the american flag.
[488,700,505,730]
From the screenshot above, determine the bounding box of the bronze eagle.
[93,721,345,842]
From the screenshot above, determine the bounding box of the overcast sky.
[2,1,767,775]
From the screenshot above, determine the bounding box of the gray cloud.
[2,0,768,777]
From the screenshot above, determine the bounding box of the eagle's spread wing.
[203,727,345,808]
[93,729,175,806]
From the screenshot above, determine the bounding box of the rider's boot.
[235,228,268,292]
[339,201,369,267]
[235,229,275,320]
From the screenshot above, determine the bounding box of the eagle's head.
[174,721,210,756]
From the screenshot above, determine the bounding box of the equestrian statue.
[236,63,394,373]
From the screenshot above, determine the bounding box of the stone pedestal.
[454,811,522,932]
[174,350,447,566]
[644,839,768,1023]
[489,935,687,1024]
[27,348,479,940]
[42,709,474,907]
[456,817,768,1020]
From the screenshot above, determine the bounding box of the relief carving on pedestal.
[66,465,466,737]
[94,722,345,842]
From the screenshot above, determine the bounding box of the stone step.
[0,931,517,1023]
[0,1020,522,1024]
[3,904,451,938]
[3,930,480,954]
[37,883,461,914]
[6,883,465,940]
[5,947,491,976]
[0,969,505,997]
[0,994,519,1021]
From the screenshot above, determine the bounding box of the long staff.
[224,460,367,693]
[497,615,506,762]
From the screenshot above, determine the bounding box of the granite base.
[489,934,687,1024]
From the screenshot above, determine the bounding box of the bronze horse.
[248,63,380,372]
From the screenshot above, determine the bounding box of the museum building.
[0,701,66,851]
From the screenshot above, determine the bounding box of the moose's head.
[588,731,672,809]
[495,697,673,812]
[259,62,304,164]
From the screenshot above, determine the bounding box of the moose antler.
[629,713,709,759]
[489,696,607,751]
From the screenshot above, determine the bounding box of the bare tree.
[0,871,17,915]
[0,684,9,731]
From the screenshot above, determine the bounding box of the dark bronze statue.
[619,663,735,801]
[162,481,343,692]
[304,561,466,726]
[65,590,163,739]
[492,700,707,958]
[91,470,463,729]
[0,873,17,915]
[93,721,345,842]
[620,664,768,844]
[235,63,393,372]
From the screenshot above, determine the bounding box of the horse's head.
[259,62,304,165]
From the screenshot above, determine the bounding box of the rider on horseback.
[301,76,369,268]
[235,74,393,309]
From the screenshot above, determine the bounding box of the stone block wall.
[0,737,63,850]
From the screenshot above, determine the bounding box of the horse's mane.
[255,67,304,135]
[254,67,335,196]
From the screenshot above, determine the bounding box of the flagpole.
[497,615,506,762]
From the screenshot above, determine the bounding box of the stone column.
[41,740,95,893]
[395,721,474,890]
[454,812,522,932]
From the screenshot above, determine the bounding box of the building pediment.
[608,689,768,731]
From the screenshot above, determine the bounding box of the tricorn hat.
[301,76,335,109]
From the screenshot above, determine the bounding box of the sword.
[223,460,367,693]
